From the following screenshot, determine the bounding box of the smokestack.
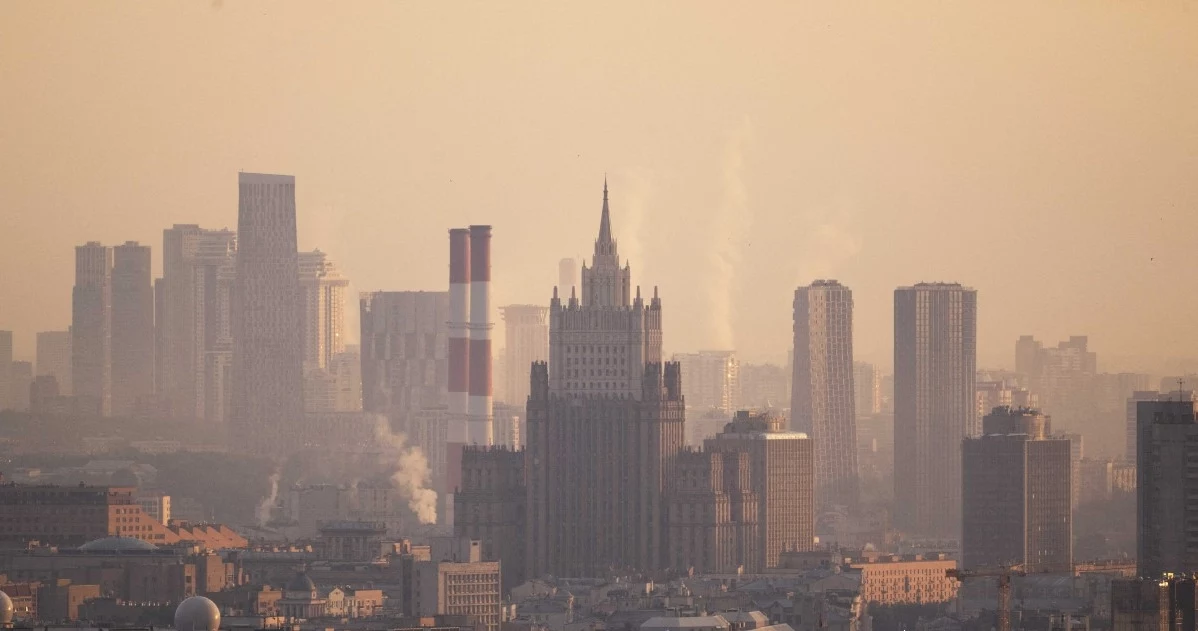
[468,225,494,446]
[449,229,471,443]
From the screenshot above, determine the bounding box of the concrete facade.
[231,173,305,455]
[791,281,858,511]
[894,282,977,539]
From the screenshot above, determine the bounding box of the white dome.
[0,590,13,625]
[174,596,220,631]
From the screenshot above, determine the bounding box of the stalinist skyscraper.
[525,180,685,578]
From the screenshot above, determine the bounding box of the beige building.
[401,539,503,631]
[674,350,740,414]
[298,250,349,372]
[850,554,958,605]
[792,280,858,511]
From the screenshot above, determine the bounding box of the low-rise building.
[849,554,958,605]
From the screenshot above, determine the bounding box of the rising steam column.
[468,225,494,446]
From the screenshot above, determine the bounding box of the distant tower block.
[468,225,494,446]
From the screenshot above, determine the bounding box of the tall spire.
[596,177,615,255]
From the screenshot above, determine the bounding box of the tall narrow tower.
[111,241,154,416]
[231,173,304,455]
[894,282,977,539]
[73,242,113,416]
[526,179,682,577]
[448,229,472,443]
[792,280,858,511]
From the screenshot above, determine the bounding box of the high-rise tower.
[962,407,1072,573]
[1136,396,1198,577]
[73,242,113,416]
[231,173,304,454]
[791,280,858,511]
[894,282,977,539]
[525,180,684,577]
[298,250,350,372]
[111,241,154,416]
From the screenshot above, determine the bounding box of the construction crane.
[946,564,1027,631]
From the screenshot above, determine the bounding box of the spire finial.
[597,177,614,252]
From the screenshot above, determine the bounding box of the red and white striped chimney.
[468,224,494,446]
[448,228,471,443]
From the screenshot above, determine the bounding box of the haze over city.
[3,1,1197,369]
[3,3,1198,631]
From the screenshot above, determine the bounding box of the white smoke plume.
[617,168,653,279]
[256,470,280,527]
[793,201,862,284]
[372,416,438,524]
[708,118,754,350]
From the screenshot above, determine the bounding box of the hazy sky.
[2,1,1197,370]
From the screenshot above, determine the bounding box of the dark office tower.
[791,280,858,511]
[110,241,154,416]
[159,224,205,418]
[962,407,1072,573]
[894,282,977,539]
[231,173,304,455]
[1136,397,1198,577]
[526,180,684,578]
[73,242,113,416]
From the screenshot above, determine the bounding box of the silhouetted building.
[962,407,1072,573]
[526,181,684,577]
[157,224,237,421]
[668,410,813,573]
[193,228,237,423]
[9,360,32,412]
[740,362,790,410]
[1111,576,1198,631]
[792,280,857,511]
[111,241,154,416]
[72,241,113,416]
[1136,397,1198,577]
[674,350,740,414]
[36,330,72,395]
[454,446,526,590]
[231,173,304,455]
[894,282,977,539]
[298,249,349,372]
[1126,390,1163,463]
[500,305,548,408]
[360,291,449,426]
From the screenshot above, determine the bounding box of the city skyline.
[3,2,1197,371]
